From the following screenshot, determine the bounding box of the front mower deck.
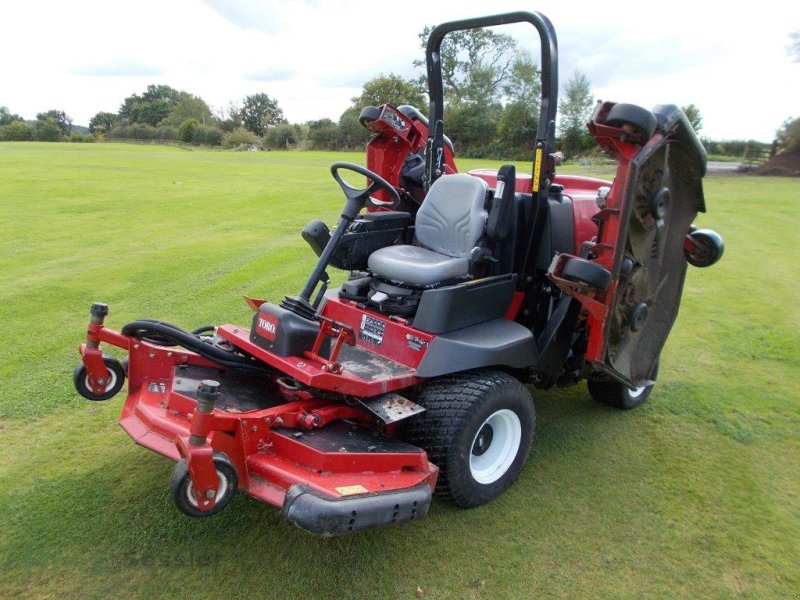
[115,336,437,533]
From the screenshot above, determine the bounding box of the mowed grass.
[0,142,798,599]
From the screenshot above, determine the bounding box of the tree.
[36,110,72,134]
[415,26,518,104]
[558,71,594,158]
[776,116,800,154]
[119,84,181,126]
[350,73,426,110]
[0,106,23,126]
[445,102,503,156]
[89,111,118,134]
[36,119,64,142]
[239,93,285,136]
[682,104,703,133]
[161,93,214,128]
[498,53,541,153]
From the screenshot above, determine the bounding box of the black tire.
[403,369,535,508]
[358,105,382,128]
[561,257,612,292]
[170,453,238,518]
[606,103,657,144]
[685,229,724,267]
[588,363,658,410]
[73,356,125,401]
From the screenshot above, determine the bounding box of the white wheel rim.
[84,368,117,393]
[186,469,228,508]
[469,409,522,484]
[628,386,646,398]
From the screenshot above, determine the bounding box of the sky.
[1,0,798,142]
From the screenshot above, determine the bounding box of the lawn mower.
[74,11,723,535]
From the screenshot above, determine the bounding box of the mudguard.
[555,103,708,387]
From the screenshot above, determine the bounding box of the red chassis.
[80,298,439,534]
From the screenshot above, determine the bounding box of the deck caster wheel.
[170,453,238,518]
[403,369,535,508]
[561,257,612,292]
[588,362,658,410]
[685,229,724,267]
[73,356,125,401]
[605,103,657,144]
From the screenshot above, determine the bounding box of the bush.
[178,118,199,143]
[35,119,63,142]
[306,119,340,150]
[128,123,157,139]
[1,120,33,141]
[68,132,94,143]
[223,127,260,149]
[106,125,129,139]
[156,125,178,140]
[265,123,303,149]
[192,125,224,146]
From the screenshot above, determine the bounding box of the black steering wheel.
[330,162,401,217]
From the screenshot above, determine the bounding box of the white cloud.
[1,0,798,140]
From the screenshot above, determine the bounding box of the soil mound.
[751,153,800,176]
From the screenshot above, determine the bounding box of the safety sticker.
[360,314,386,346]
[336,485,369,496]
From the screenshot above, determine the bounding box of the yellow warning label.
[532,148,543,192]
[336,485,369,496]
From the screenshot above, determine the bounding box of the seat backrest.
[415,174,488,258]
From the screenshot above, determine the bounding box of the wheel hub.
[472,424,494,456]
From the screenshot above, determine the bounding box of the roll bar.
[424,11,559,194]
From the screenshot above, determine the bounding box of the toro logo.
[256,313,278,341]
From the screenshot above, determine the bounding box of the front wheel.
[403,369,535,508]
[73,356,125,401]
[170,453,238,518]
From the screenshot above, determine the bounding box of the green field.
[0,143,798,599]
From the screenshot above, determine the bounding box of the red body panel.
[365,104,456,205]
[85,320,437,512]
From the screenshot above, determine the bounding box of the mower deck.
[117,344,437,534]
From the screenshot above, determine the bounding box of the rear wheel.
[403,369,535,508]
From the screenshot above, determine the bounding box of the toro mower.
[74,11,723,535]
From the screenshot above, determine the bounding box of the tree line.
[2,26,795,160]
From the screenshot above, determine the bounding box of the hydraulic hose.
[121,319,273,374]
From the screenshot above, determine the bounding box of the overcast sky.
[2,0,798,141]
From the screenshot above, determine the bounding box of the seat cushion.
[368,245,469,286]
[415,174,488,257]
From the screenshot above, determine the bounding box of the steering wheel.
[330,162,401,216]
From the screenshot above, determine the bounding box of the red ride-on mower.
[74,11,723,535]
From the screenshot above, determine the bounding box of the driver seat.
[367,174,488,286]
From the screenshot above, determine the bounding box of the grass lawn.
[0,142,797,599]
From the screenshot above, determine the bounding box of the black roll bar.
[424,11,558,193]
